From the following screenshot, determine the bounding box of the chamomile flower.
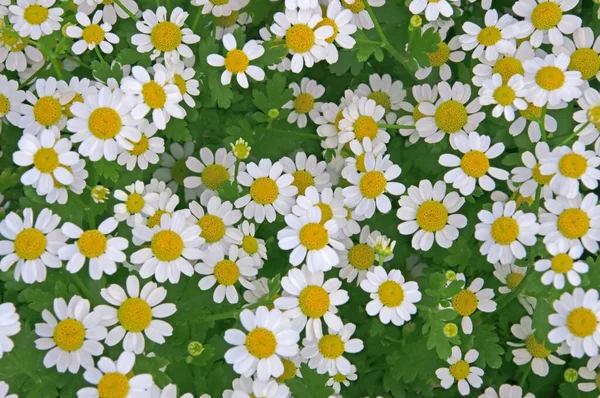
[97,275,176,354]
[207,33,265,89]
[578,356,600,395]
[158,60,200,107]
[472,42,535,87]
[78,0,138,25]
[523,54,583,107]
[0,208,66,284]
[494,263,528,294]
[237,221,267,266]
[513,0,581,47]
[143,190,181,230]
[184,147,236,205]
[317,0,357,64]
[34,296,107,373]
[117,120,165,171]
[275,266,348,340]
[20,77,70,140]
[192,0,248,17]
[0,27,43,72]
[91,185,110,204]
[9,0,64,40]
[337,226,388,283]
[548,287,600,358]
[282,78,325,128]
[535,245,588,289]
[416,35,465,81]
[354,73,408,116]
[479,74,527,121]
[511,142,555,200]
[189,197,243,252]
[77,351,153,397]
[301,322,363,376]
[59,217,128,280]
[224,377,289,398]
[409,0,454,22]
[224,307,300,381]
[292,186,347,236]
[58,77,97,119]
[436,346,484,396]
[397,83,439,144]
[113,181,158,227]
[214,11,251,40]
[338,96,389,146]
[539,193,600,253]
[553,27,600,82]
[339,0,374,30]
[0,76,25,126]
[35,161,88,203]
[131,212,204,284]
[243,278,272,306]
[154,142,198,201]
[327,365,357,394]
[341,137,387,178]
[66,11,119,55]
[132,7,199,64]
[397,180,467,250]
[235,159,297,223]
[509,101,560,143]
[439,132,509,196]
[450,275,497,334]
[574,87,600,145]
[479,385,535,398]
[0,303,20,358]
[460,9,518,62]
[281,152,331,195]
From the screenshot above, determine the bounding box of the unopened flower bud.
[410,15,422,28]
[268,108,280,119]
[445,270,456,282]
[443,323,458,338]
[564,368,578,382]
[91,185,110,203]
[230,138,251,160]
[187,341,205,356]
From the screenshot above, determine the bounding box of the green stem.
[269,128,320,141]
[191,8,202,31]
[200,297,274,323]
[20,59,51,88]
[378,123,414,129]
[166,0,172,12]
[355,37,384,46]
[114,0,138,21]
[69,272,92,300]
[67,55,93,70]
[87,211,96,229]
[520,365,531,387]
[232,159,240,196]
[49,55,63,80]
[364,3,411,73]
[539,105,547,142]
[94,46,107,65]
[558,121,590,146]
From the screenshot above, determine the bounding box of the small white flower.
[282,78,326,128]
[0,28,43,72]
[535,245,588,289]
[342,137,387,178]
[513,0,582,47]
[0,75,25,126]
[113,181,158,227]
[553,27,600,83]
[184,147,236,205]
[192,0,248,17]
[116,120,165,171]
[578,356,600,394]
[472,41,535,87]
[189,196,243,253]
[293,186,348,239]
[207,33,265,89]
[493,263,528,294]
[511,142,555,201]
[0,303,21,359]
[338,96,389,146]
[397,83,439,144]
[460,9,518,62]
[573,87,600,145]
[479,74,527,121]
[154,142,198,201]
[319,0,357,64]
[237,221,267,266]
[449,275,497,334]
[20,77,70,141]
[326,365,357,394]
[523,53,583,107]
[215,11,252,40]
[409,0,454,22]
[66,11,119,55]
[337,226,389,284]
[479,384,535,398]
[157,60,200,107]
[9,0,64,40]
[281,152,331,195]
[416,35,465,81]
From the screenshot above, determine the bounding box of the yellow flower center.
[224,49,249,73]
[33,147,59,173]
[318,334,345,359]
[246,327,277,359]
[299,285,330,318]
[434,100,468,133]
[0,94,11,115]
[367,91,392,113]
[242,235,258,254]
[1,31,27,52]
[492,57,525,84]
[147,210,170,228]
[293,92,315,114]
[250,177,279,205]
[477,26,502,46]
[524,334,551,358]
[359,170,386,199]
[416,200,448,232]
[63,93,84,118]
[506,272,524,290]
[125,193,145,214]
[118,297,152,332]
[150,21,182,52]
[128,134,149,156]
[449,360,470,380]
[353,115,379,140]
[428,41,450,67]
[491,216,520,245]
[173,73,187,96]
[557,208,590,239]
[34,96,62,127]
[348,243,375,270]
[285,24,315,53]
[551,253,574,273]
[215,10,239,27]
[588,106,600,129]
[77,230,107,258]
[214,259,240,286]
[493,84,516,106]
[341,0,365,13]
[97,373,130,398]
[24,4,49,25]
[171,158,188,185]
[567,308,598,338]
[558,153,587,178]
[82,24,105,45]
[316,202,333,224]
[531,2,563,30]
[355,153,366,173]
[460,150,490,178]
[333,373,347,383]
[92,186,109,202]
[291,170,314,195]
[298,223,329,250]
[334,110,344,131]
[275,359,297,384]
[88,107,122,140]
[314,17,338,44]
[378,280,404,307]
[452,289,478,316]
[568,48,600,80]
[198,214,226,243]
[413,103,426,123]
[211,0,229,4]
[535,66,565,91]
[14,228,47,260]
[151,230,184,261]
[53,318,86,351]
[519,102,543,121]
[142,81,167,109]
[532,163,554,185]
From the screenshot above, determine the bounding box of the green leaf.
[426,319,453,359]
[90,60,123,83]
[388,335,441,383]
[532,298,555,342]
[287,364,334,398]
[406,27,441,72]
[471,324,505,368]
[163,118,192,142]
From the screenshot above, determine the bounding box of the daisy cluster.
[0,0,599,397]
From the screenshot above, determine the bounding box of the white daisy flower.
[0,303,21,359]
[282,78,326,128]
[214,11,252,40]
[77,351,153,397]
[493,263,528,294]
[354,73,408,115]
[97,275,176,354]
[439,132,508,196]
[578,355,600,395]
[223,376,290,398]
[131,212,204,284]
[337,225,388,284]
[275,265,348,340]
[436,346,484,396]
[574,87,600,145]
[479,384,535,398]
[9,0,63,40]
[207,33,265,89]
[281,152,330,195]
[397,180,467,250]
[340,0,374,29]
[292,186,347,237]
[257,27,292,72]
[36,156,85,206]
[472,41,535,87]
[341,137,387,178]
[192,0,248,17]
[189,196,243,253]
[509,101,560,143]
[318,0,357,64]
[34,296,107,374]
[113,181,159,227]
[0,27,43,72]
[0,75,25,126]
[535,243,588,290]
[416,35,465,81]
[156,60,200,108]
[316,101,349,149]
[66,11,119,55]
[59,217,128,280]
[154,142,198,202]
[539,193,600,253]
[523,53,583,107]
[235,159,297,223]
[117,120,165,171]
[511,142,555,201]
[58,77,97,119]
[553,27,600,82]
[20,77,70,141]
[143,190,181,230]
[479,74,527,121]
[243,278,272,306]
[74,0,138,25]
[338,96,389,146]
[326,365,357,394]
[0,208,66,284]
[224,307,300,380]
[460,9,518,62]
[184,147,236,205]
[548,287,600,358]
[409,0,453,21]
[397,83,439,144]
[237,221,267,266]
[416,81,485,147]
[513,0,581,47]
[449,275,496,334]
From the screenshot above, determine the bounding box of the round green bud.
[445,270,456,282]
[185,355,193,364]
[410,15,422,28]
[268,108,280,119]
[443,323,458,338]
[564,368,578,382]
[187,341,205,357]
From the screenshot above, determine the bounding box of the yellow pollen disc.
[97,373,130,398]
[416,200,448,232]
[128,134,149,156]
[492,57,524,83]
[88,107,122,140]
[460,150,490,178]
[142,81,167,109]
[102,0,115,4]
[532,163,554,185]
[291,170,315,195]
[434,100,468,133]
[428,41,450,67]
[524,334,551,358]
[355,153,366,173]
[147,210,169,228]
[201,164,230,191]
[214,259,240,286]
[77,230,107,258]
[118,298,152,332]
[567,308,598,338]
[293,93,315,114]
[493,85,516,106]
[298,223,329,250]
[215,10,239,27]
[24,4,49,25]
[344,206,352,220]
[348,243,375,270]
[334,111,344,131]
[506,272,524,290]
[490,216,520,245]
[275,359,297,383]
[63,93,84,118]
[211,0,229,4]
[198,215,226,243]
[535,66,565,91]
[333,373,347,383]
[151,230,184,261]
[33,147,59,173]
[557,208,590,239]
[299,285,330,318]
[150,21,182,52]
[588,106,600,129]
[33,96,62,127]
[519,102,542,121]
[0,94,11,115]
[413,103,426,123]
[353,115,378,140]
[359,170,386,199]
[1,31,27,52]
[224,49,249,73]
[449,360,470,380]
[171,158,188,185]
[452,289,478,316]
[318,335,345,359]
[14,228,47,260]
[314,17,338,44]
[367,91,392,113]
[246,327,277,359]
[551,253,574,273]
[477,26,502,46]
[378,280,404,308]
[568,48,600,80]
[516,194,534,208]
[53,318,86,351]
[558,153,587,178]
[173,74,187,96]
[285,24,315,53]
[242,235,258,254]
[250,177,279,205]
[531,2,562,30]
[92,186,108,201]
[82,24,105,45]
[316,202,333,224]
[125,193,145,214]
[341,0,365,12]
